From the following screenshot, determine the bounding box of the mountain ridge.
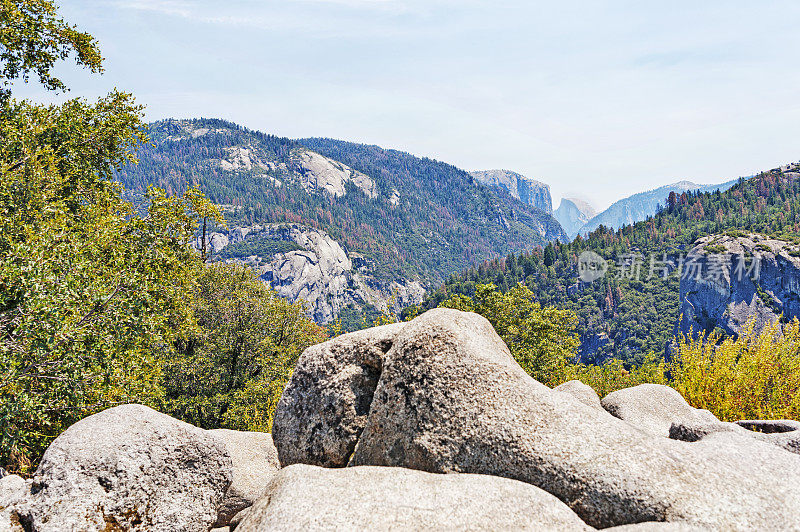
[577,179,740,237]
[116,118,566,324]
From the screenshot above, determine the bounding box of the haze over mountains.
[472,170,742,240]
[554,198,596,237]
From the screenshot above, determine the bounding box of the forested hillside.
[417,163,800,364]
[577,179,739,236]
[117,120,565,288]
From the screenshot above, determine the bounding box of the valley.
[116,119,566,324]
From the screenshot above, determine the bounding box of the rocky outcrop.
[601,384,720,438]
[602,384,800,456]
[274,308,800,530]
[237,464,592,531]
[554,197,596,238]
[214,140,376,199]
[19,405,233,532]
[554,380,603,410]
[294,150,377,198]
[678,233,800,337]
[471,169,553,213]
[199,223,425,324]
[208,430,280,527]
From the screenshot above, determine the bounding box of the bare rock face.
[273,323,405,467]
[295,150,376,198]
[237,464,591,531]
[554,198,596,238]
[470,169,552,214]
[274,308,800,529]
[678,233,800,337]
[20,405,233,532]
[601,384,721,438]
[208,430,281,527]
[600,384,800,455]
[205,223,424,325]
[0,475,28,532]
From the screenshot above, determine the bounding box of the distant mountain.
[554,198,596,239]
[116,119,566,325]
[578,180,739,236]
[470,170,552,214]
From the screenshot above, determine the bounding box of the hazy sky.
[17,1,800,209]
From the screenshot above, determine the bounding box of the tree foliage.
[161,263,327,432]
[0,0,218,472]
[0,0,103,101]
[439,283,579,384]
[672,319,800,421]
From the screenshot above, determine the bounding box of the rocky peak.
[293,150,377,198]
[470,169,552,214]
[198,223,423,324]
[554,198,596,238]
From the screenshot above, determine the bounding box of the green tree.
[440,283,580,384]
[543,242,557,267]
[161,263,327,432]
[0,0,103,101]
[0,0,216,472]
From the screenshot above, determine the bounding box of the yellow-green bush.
[559,355,668,398]
[671,319,800,421]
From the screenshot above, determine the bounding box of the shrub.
[560,354,668,398]
[671,319,800,421]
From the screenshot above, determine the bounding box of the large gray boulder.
[603,384,800,456]
[273,322,405,467]
[0,474,28,532]
[237,464,591,531]
[601,383,720,438]
[209,430,281,527]
[554,379,603,410]
[20,404,233,532]
[735,420,800,453]
[275,308,800,529]
[669,415,800,456]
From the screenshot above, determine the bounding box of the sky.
[16,0,800,209]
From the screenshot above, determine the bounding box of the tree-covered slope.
[578,179,739,236]
[118,119,566,289]
[417,163,800,365]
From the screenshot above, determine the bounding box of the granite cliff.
[554,197,596,239]
[196,223,424,324]
[470,169,553,214]
[678,233,800,337]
